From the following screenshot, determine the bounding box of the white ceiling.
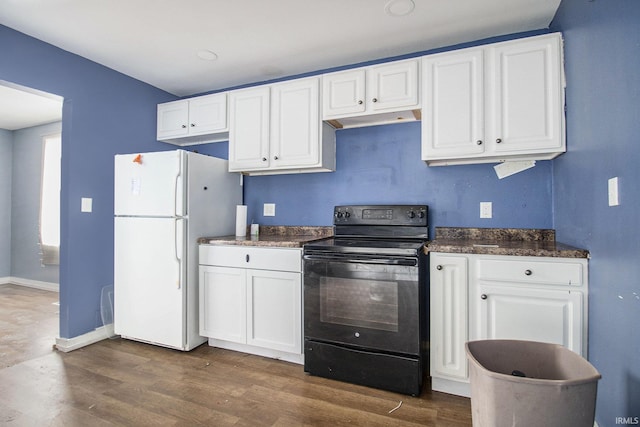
[0,83,63,131]
[0,0,561,129]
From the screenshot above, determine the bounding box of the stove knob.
[344,211,351,218]
[407,210,416,219]
[335,211,343,219]
[418,210,426,219]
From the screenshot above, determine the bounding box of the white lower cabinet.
[430,254,469,382]
[199,245,303,364]
[429,252,588,397]
[475,284,583,354]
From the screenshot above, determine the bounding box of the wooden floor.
[0,284,472,426]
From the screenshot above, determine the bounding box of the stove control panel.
[334,205,428,226]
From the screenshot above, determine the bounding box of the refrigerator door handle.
[174,218,183,289]
[173,170,181,218]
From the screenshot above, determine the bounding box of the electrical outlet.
[480,202,492,219]
[263,203,276,216]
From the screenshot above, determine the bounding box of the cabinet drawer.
[200,245,302,272]
[477,258,583,286]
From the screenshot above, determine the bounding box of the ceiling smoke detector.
[384,0,415,17]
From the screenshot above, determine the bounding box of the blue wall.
[551,0,640,423]
[243,122,553,235]
[0,25,176,338]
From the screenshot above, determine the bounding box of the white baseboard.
[55,324,114,353]
[3,276,59,292]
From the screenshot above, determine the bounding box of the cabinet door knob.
[496,138,502,143]
[262,157,267,162]
[358,100,363,105]
[524,269,532,276]
[181,124,187,129]
[274,156,279,160]
[436,265,443,270]
[190,123,196,127]
[372,98,378,103]
[481,294,488,300]
[476,140,483,145]
[246,254,250,263]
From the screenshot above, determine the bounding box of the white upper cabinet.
[322,69,366,117]
[422,33,565,166]
[491,35,564,155]
[422,48,485,159]
[229,77,335,175]
[228,86,271,171]
[323,59,420,128]
[157,92,228,145]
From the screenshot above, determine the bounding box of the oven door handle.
[303,254,418,266]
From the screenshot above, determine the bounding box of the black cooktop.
[304,205,430,257]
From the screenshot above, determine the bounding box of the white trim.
[3,276,59,292]
[208,338,304,365]
[431,377,471,398]
[55,324,114,353]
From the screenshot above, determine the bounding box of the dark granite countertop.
[199,226,333,248]
[426,227,589,258]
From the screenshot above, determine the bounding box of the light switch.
[81,197,93,213]
[480,202,492,218]
[608,177,620,206]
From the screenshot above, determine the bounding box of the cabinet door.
[430,254,469,380]
[490,34,564,154]
[246,270,302,354]
[157,100,189,139]
[229,86,271,171]
[422,49,484,160]
[270,78,320,169]
[199,266,246,343]
[322,69,366,118]
[188,93,228,135]
[477,284,582,354]
[368,59,419,112]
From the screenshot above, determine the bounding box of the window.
[40,133,61,265]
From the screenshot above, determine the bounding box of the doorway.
[0,81,63,360]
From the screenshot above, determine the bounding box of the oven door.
[303,251,421,356]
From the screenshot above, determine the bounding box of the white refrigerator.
[114,149,242,350]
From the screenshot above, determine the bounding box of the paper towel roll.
[235,205,247,237]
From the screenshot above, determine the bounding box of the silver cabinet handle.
[481,294,488,300]
[525,269,532,276]
[436,265,443,270]
[245,254,250,263]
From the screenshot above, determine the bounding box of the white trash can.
[465,340,601,427]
